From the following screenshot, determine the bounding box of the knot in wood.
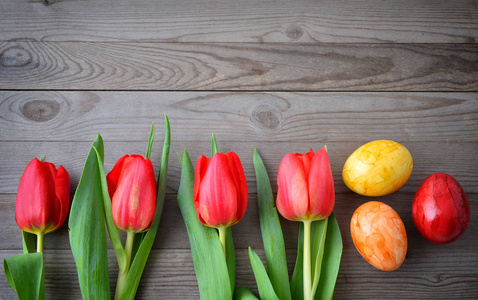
[250,105,282,131]
[285,25,304,40]
[0,46,32,68]
[21,99,60,122]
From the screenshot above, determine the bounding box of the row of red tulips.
[15,147,334,255]
[7,118,341,300]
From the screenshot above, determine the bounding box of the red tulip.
[16,158,71,235]
[194,152,248,229]
[276,148,335,221]
[107,154,156,232]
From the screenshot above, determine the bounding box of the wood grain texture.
[1,91,477,143]
[1,42,477,91]
[1,0,478,298]
[1,0,477,43]
[1,193,477,299]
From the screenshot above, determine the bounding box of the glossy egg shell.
[412,173,470,244]
[350,201,408,271]
[343,140,413,196]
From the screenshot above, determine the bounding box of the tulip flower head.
[276,148,335,222]
[107,154,156,233]
[15,158,71,236]
[194,152,248,229]
[276,147,335,300]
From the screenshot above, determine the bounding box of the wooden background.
[1,0,477,299]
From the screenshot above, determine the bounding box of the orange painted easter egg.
[350,201,407,271]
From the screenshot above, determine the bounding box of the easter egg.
[343,140,413,196]
[412,173,470,244]
[350,201,407,271]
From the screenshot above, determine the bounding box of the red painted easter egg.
[412,173,470,244]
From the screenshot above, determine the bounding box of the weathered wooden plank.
[1,0,477,43]
[1,249,478,299]
[0,42,477,91]
[1,141,477,195]
[1,92,477,143]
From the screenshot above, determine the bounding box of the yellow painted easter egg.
[342,140,413,196]
[350,201,407,271]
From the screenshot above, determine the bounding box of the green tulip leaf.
[145,122,154,159]
[248,247,279,300]
[211,134,236,292]
[22,231,36,254]
[233,287,259,300]
[314,212,342,300]
[225,227,236,292]
[290,222,304,300]
[4,252,45,300]
[311,218,328,296]
[69,135,110,300]
[131,232,146,262]
[211,133,218,156]
[93,146,126,271]
[121,115,170,300]
[177,149,232,300]
[253,148,291,300]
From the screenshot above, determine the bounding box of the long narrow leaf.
[253,149,291,300]
[121,116,170,300]
[226,227,236,292]
[145,122,155,159]
[93,147,126,271]
[131,232,146,262]
[290,222,304,299]
[233,287,259,300]
[314,213,343,300]
[211,133,218,156]
[248,247,279,300]
[177,150,232,300]
[22,231,36,254]
[311,218,328,296]
[211,134,236,292]
[69,135,110,300]
[4,253,44,300]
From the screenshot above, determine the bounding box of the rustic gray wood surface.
[0,0,477,299]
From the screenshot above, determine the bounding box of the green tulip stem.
[303,220,312,300]
[36,232,44,253]
[115,231,135,300]
[218,227,226,258]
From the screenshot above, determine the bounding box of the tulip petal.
[194,155,210,225]
[43,162,58,180]
[15,158,56,234]
[296,149,314,175]
[51,165,71,232]
[43,162,62,231]
[308,148,335,220]
[224,152,248,223]
[276,153,308,221]
[107,154,129,199]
